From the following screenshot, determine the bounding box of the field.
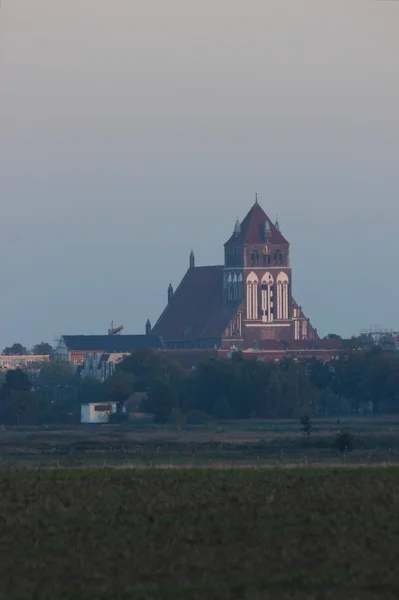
[2,467,399,599]
[1,416,399,468]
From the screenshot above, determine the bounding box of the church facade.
[151,200,318,350]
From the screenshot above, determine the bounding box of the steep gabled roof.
[61,335,162,353]
[225,202,288,246]
[152,266,239,343]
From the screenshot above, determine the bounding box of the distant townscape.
[1,200,398,426]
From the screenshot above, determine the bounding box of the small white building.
[81,402,117,424]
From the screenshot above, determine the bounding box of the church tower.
[223,197,293,344]
[152,195,318,350]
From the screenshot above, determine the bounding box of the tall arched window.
[261,272,274,323]
[227,273,233,301]
[246,271,259,320]
[238,273,243,300]
[276,272,289,320]
[233,273,238,300]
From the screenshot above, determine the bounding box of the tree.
[307,358,333,390]
[0,369,37,426]
[0,391,38,426]
[36,361,74,389]
[2,343,29,356]
[300,415,314,437]
[324,333,342,340]
[32,342,53,355]
[117,348,183,393]
[318,388,340,416]
[105,372,134,406]
[35,361,79,425]
[335,431,356,452]
[213,397,232,420]
[189,357,235,416]
[142,380,177,423]
[0,369,31,398]
[78,378,106,405]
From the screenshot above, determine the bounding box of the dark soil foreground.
[2,468,399,599]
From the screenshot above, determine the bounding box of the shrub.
[108,411,129,424]
[185,409,212,425]
[213,398,232,420]
[168,408,186,429]
[300,415,314,437]
[334,430,356,452]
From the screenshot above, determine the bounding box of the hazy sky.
[1,0,399,348]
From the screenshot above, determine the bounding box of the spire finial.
[145,318,152,335]
[234,217,241,236]
[275,213,280,231]
[255,193,258,204]
[168,282,174,304]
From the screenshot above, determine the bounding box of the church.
[151,198,318,350]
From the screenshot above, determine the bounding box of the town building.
[80,352,130,382]
[0,354,50,371]
[152,199,318,350]
[54,334,163,365]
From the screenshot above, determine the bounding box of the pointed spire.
[275,214,280,231]
[145,318,152,335]
[234,218,241,236]
[168,282,174,304]
[255,192,258,204]
[263,219,272,241]
[189,250,195,268]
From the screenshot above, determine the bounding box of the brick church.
[151,198,318,350]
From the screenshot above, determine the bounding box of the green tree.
[335,431,356,452]
[2,343,29,356]
[191,358,234,416]
[78,378,106,405]
[0,369,37,426]
[213,397,232,420]
[300,415,314,437]
[117,349,183,392]
[36,360,74,389]
[35,361,79,424]
[307,358,333,390]
[318,388,339,416]
[0,368,31,398]
[0,391,38,426]
[32,342,53,355]
[105,372,134,406]
[142,380,177,423]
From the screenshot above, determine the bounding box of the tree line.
[2,342,53,356]
[1,344,398,426]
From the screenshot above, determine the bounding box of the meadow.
[2,467,399,599]
[1,416,399,468]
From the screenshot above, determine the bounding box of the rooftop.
[61,335,163,353]
[225,201,289,247]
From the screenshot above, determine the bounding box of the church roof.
[225,201,288,246]
[152,266,239,343]
[60,335,162,353]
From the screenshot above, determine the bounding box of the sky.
[0,0,399,348]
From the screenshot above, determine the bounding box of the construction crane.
[108,321,124,335]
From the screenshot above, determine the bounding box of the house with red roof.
[152,198,319,350]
